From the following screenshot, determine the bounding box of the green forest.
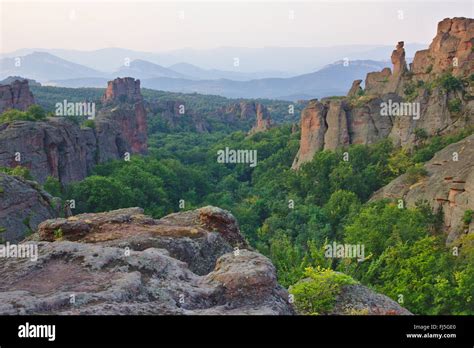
[3,86,473,315]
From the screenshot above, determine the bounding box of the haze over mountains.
[2,44,425,73]
[0,44,423,100]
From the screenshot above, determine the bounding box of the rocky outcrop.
[217,101,267,124]
[0,173,59,243]
[365,41,408,96]
[293,18,474,169]
[292,100,327,168]
[249,103,272,134]
[371,134,474,243]
[347,80,362,97]
[149,100,210,133]
[332,284,412,315]
[0,79,35,113]
[0,207,294,315]
[292,97,392,169]
[0,118,97,184]
[102,77,143,104]
[0,78,148,184]
[412,17,474,79]
[98,77,148,155]
[323,100,350,150]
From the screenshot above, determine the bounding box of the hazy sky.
[1,0,472,53]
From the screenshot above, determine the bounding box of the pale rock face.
[292,100,327,169]
[323,100,350,151]
[249,103,272,134]
[371,134,474,243]
[412,17,474,79]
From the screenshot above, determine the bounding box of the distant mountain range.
[0,50,396,100]
[0,52,104,81]
[139,60,390,100]
[1,45,426,74]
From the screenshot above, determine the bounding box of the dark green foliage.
[289,267,357,315]
[437,73,463,92]
[0,105,47,124]
[43,176,62,197]
[36,85,471,315]
[448,98,462,113]
[0,166,33,180]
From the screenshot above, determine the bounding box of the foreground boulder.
[0,207,294,315]
[332,284,412,315]
[290,269,411,315]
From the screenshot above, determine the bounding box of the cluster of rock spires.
[291,17,474,243]
[0,77,148,185]
[293,17,474,169]
[216,101,273,134]
[0,206,410,315]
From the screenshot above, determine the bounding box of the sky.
[0,0,473,54]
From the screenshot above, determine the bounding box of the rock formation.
[371,134,474,243]
[101,77,143,104]
[0,79,35,113]
[292,96,392,169]
[213,101,276,133]
[98,77,148,155]
[0,173,59,243]
[332,284,412,315]
[292,100,327,167]
[292,17,474,169]
[249,103,272,134]
[347,80,363,98]
[0,207,294,315]
[411,17,474,79]
[149,100,210,133]
[0,78,148,184]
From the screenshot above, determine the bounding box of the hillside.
[0,17,473,317]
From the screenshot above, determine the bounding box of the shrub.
[403,82,417,97]
[448,98,462,113]
[405,164,428,184]
[54,228,63,240]
[82,119,96,129]
[463,210,473,226]
[0,166,33,180]
[0,105,46,124]
[289,267,357,315]
[438,73,463,92]
[44,176,62,197]
[414,128,428,142]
